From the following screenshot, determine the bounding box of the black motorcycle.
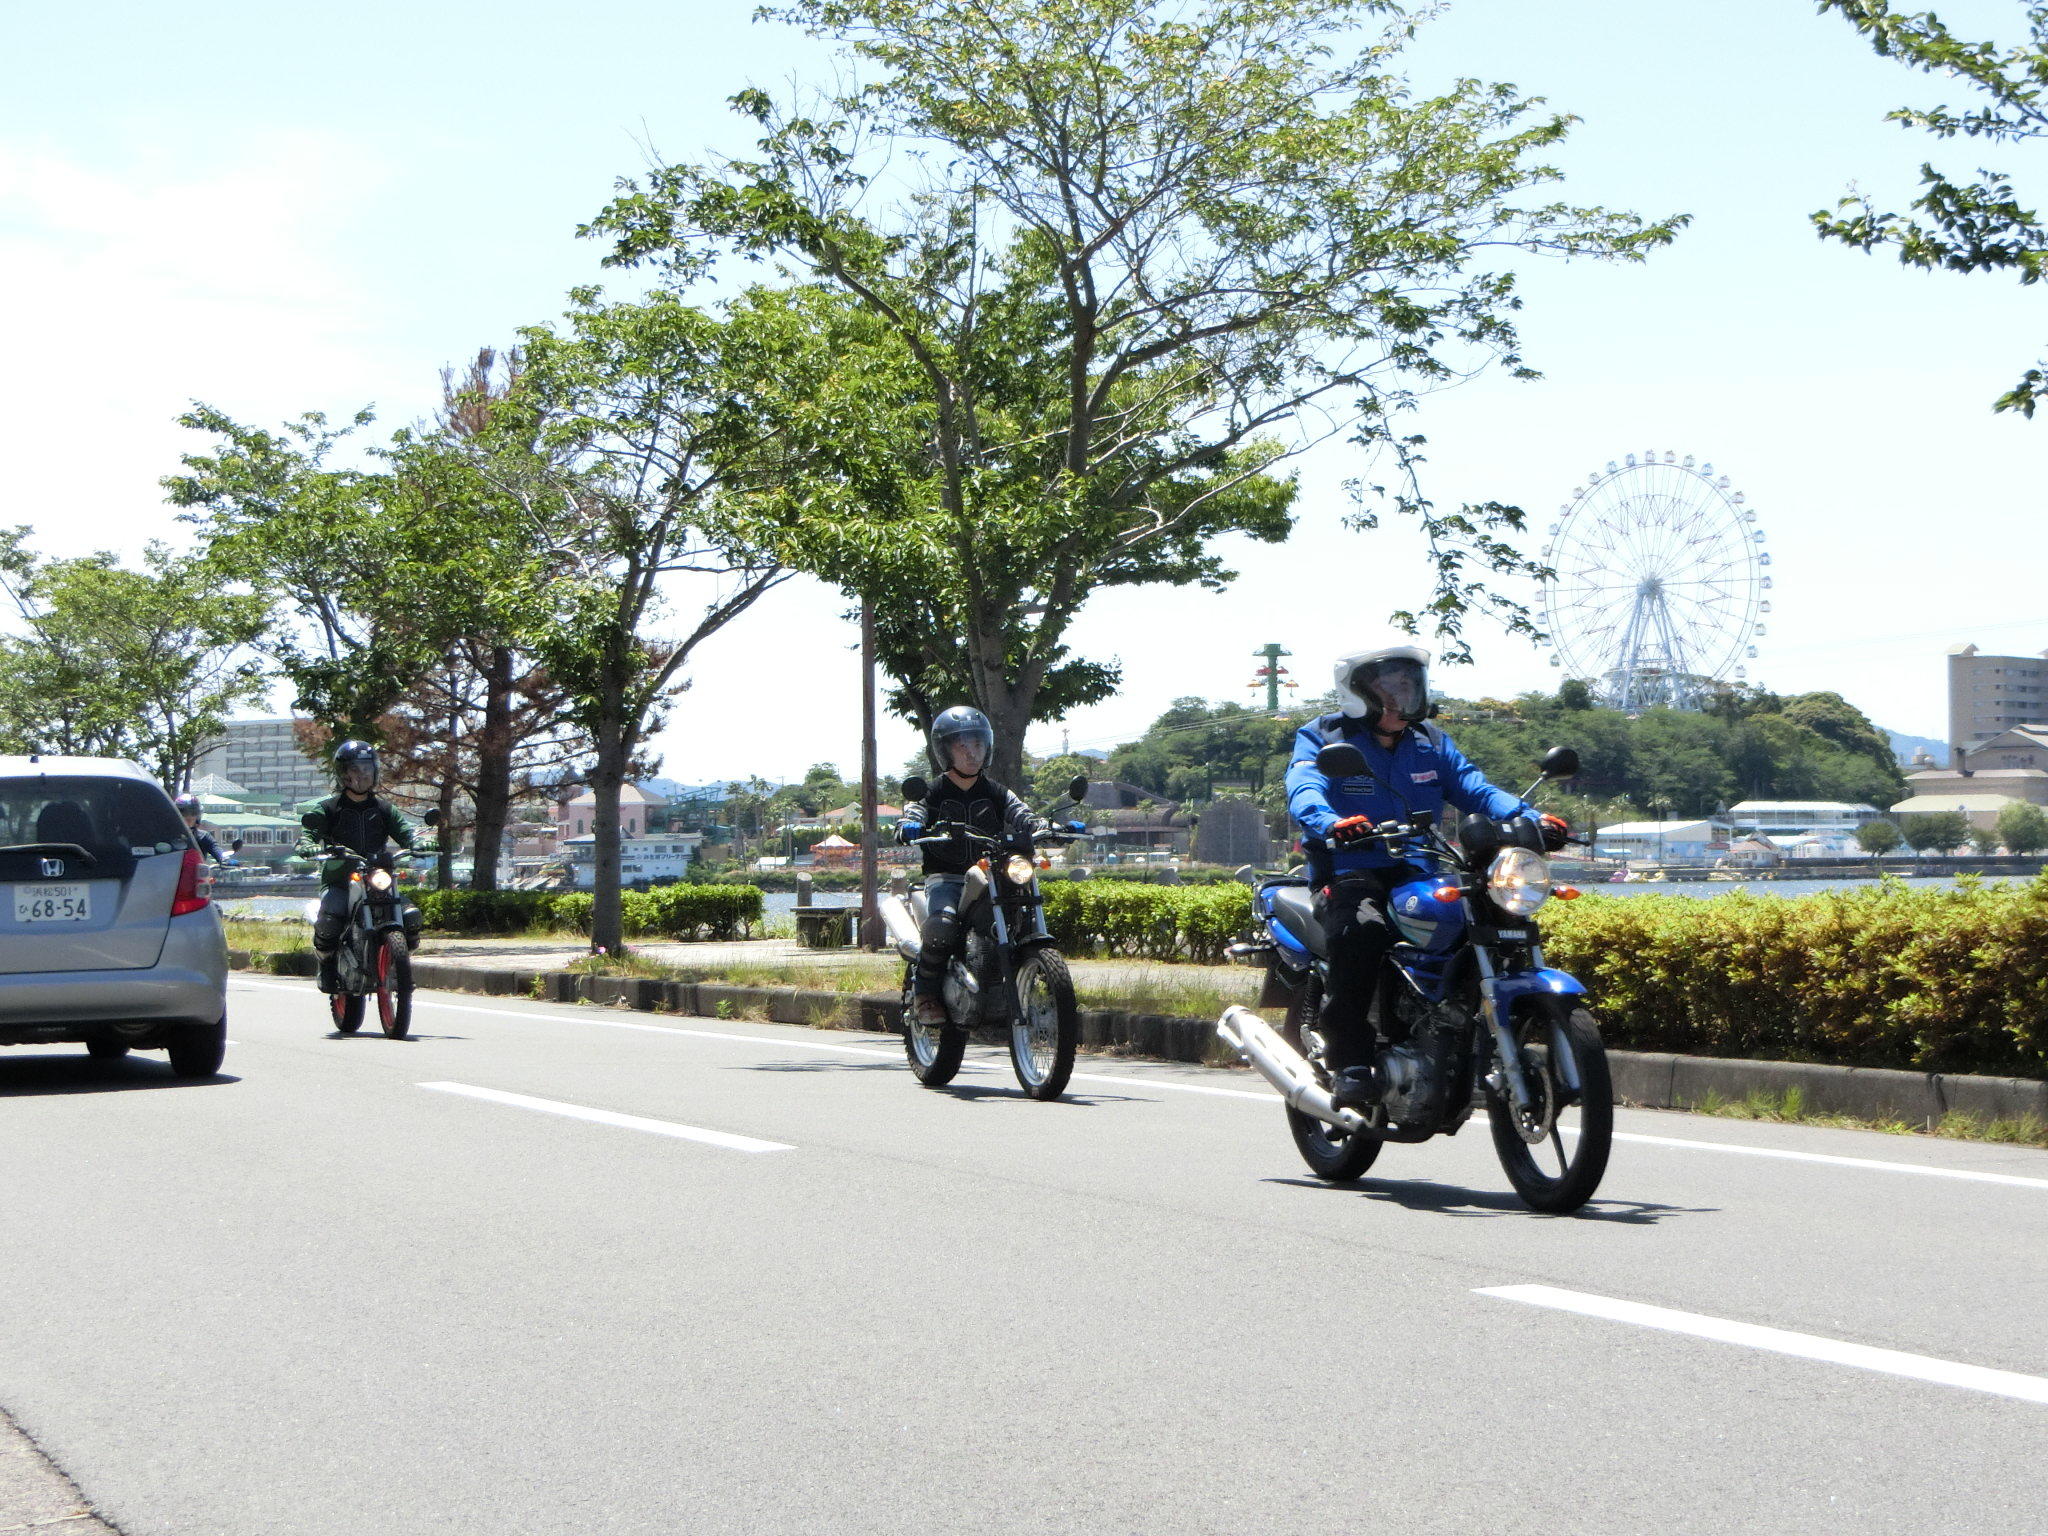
[1219,745,1612,1213]
[879,776,1089,1099]
[302,808,439,1039]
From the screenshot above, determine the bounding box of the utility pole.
[858,600,882,949]
[1250,643,1294,712]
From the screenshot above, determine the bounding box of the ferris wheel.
[1539,451,1770,709]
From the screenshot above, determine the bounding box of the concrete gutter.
[228,949,2048,1126]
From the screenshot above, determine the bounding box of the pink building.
[554,783,660,841]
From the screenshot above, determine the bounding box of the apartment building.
[1948,644,2048,754]
[190,718,331,806]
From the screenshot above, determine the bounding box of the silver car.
[0,756,229,1076]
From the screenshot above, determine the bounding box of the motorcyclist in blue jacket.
[1285,640,1568,1110]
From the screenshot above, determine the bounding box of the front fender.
[1483,968,1586,1013]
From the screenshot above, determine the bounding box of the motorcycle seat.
[1267,885,1325,959]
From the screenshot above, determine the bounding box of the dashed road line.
[417,1081,795,1153]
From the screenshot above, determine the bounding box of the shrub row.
[413,885,763,941]
[1041,880,1252,964]
[1541,875,2048,1078]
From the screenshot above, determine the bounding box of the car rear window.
[0,776,187,864]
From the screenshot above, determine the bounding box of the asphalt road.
[3,978,2045,1535]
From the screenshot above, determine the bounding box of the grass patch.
[223,918,312,959]
[1688,1085,2048,1149]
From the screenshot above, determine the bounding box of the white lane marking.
[233,979,2048,1184]
[418,1082,794,1153]
[231,978,1276,1100]
[1478,1284,2048,1406]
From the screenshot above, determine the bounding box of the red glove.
[1330,815,1374,847]
[1539,814,1571,851]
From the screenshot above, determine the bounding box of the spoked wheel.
[375,931,413,1039]
[902,967,965,1087]
[1281,976,1380,1183]
[1010,948,1078,1100]
[331,988,365,1035]
[1487,1001,1612,1213]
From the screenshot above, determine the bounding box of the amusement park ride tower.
[1540,451,1771,709]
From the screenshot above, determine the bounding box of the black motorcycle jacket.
[296,794,419,888]
[901,774,1040,876]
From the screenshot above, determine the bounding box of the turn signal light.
[1432,885,1460,902]
[1037,857,1051,869]
[1552,885,1582,900]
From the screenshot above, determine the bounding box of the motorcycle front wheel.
[375,930,413,1039]
[1486,1001,1612,1213]
[331,988,365,1034]
[1010,948,1078,1100]
[901,967,965,1087]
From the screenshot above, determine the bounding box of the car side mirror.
[301,812,322,832]
[1067,775,1088,803]
[1541,746,1581,780]
[423,808,442,828]
[1315,742,1369,779]
[900,775,929,804]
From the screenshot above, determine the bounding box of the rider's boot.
[913,994,948,1028]
[1329,1062,1382,1113]
[316,953,340,994]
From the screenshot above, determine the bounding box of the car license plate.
[14,883,90,922]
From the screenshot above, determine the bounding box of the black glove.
[1538,814,1571,852]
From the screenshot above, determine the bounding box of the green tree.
[1856,818,1905,856]
[1901,809,1972,853]
[590,0,1682,779]
[0,534,269,787]
[1815,1,2048,414]
[512,289,796,953]
[1997,798,2048,852]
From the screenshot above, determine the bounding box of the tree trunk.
[467,645,516,891]
[435,780,458,889]
[588,709,628,954]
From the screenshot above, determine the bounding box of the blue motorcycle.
[1218,744,1612,1213]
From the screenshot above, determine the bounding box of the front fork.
[1475,948,1538,1116]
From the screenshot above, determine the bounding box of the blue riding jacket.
[1285,713,1533,877]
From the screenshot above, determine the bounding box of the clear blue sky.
[2,0,2040,785]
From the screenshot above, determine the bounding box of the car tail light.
[171,847,211,916]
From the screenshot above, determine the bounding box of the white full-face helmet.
[1333,639,1432,722]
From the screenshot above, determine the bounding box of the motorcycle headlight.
[368,868,394,892]
[1487,847,1551,917]
[1003,854,1036,886]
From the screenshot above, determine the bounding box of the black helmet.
[173,793,202,819]
[334,739,379,793]
[928,706,994,778]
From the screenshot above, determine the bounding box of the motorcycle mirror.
[1067,775,1088,803]
[300,812,322,832]
[1315,742,1369,779]
[230,838,244,852]
[422,807,442,828]
[1234,865,1258,886]
[900,775,929,804]
[1540,746,1581,780]
[1409,810,1436,829]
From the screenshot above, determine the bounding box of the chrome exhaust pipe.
[879,893,922,963]
[1216,1005,1371,1135]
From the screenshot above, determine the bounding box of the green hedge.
[1041,880,1252,964]
[413,885,763,942]
[1542,876,2048,1078]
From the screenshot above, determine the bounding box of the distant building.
[554,783,662,841]
[1726,801,1884,849]
[556,831,704,888]
[1887,792,2028,833]
[191,718,330,807]
[1592,818,1730,864]
[1947,644,2048,759]
[1076,781,1189,860]
[1901,723,2048,811]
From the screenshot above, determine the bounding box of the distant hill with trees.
[1087,683,1906,823]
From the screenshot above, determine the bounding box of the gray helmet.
[334,738,379,792]
[928,706,994,777]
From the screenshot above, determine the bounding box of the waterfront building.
[1886,791,2029,833]
[1947,644,2048,758]
[191,718,330,806]
[1591,818,1730,864]
[1725,801,1884,849]
[1901,723,2048,811]
[556,831,704,888]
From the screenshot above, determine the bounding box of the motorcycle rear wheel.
[1010,948,1078,1100]
[902,967,965,1087]
[1486,1001,1612,1213]
[1280,975,1380,1183]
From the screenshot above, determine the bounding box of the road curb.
[225,950,2047,1124]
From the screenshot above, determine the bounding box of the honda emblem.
[39,859,62,878]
